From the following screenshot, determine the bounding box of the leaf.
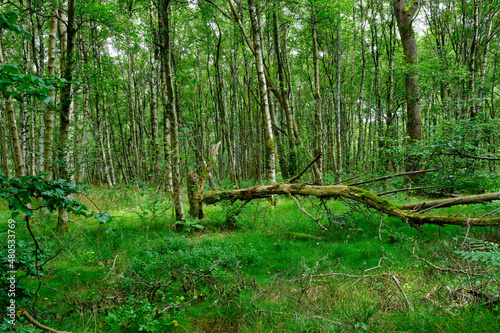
[94,211,112,224]
[42,96,53,104]
[1,63,20,74]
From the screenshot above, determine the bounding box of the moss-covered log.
[202,184,500,227]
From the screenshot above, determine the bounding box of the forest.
[1,0,500,332]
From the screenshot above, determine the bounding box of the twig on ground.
[413,255,484,276]
[364,257,393,272]
[103,254,120,280]
[378,214,384,241]
[480,205,500,219]
[23,310,72,333]
[392,275,413,311]
[460,217,472,249]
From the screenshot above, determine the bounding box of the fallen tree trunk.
[402,192,500,212]
[202,184,500,228]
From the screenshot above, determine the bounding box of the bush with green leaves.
[129,235,261,283]
[0,174,90,219]
[0,239,44,308]
[104,296,177,332]
[380,117,500,193]
[455,237,500,266]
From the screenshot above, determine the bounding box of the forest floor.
[1,185,500,332]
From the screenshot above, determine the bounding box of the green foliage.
[325,212,352,231]
[0,173,90,218]
[381,117,500,193]
[0,239,43,307]
[455,237,500,266]
[128,235,261,283]
[0,11,30,37]
[174,218,204,232]
[424,118,500,193]
[105,296,176,332]
[0,63,65,103]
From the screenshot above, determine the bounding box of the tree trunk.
[0,38,24,177]
[44,5,58,179]
[393,0,422,175]
[335,26,342,176]
[57,0,76,231]
[0,98,9,177]
[160,0,184,221]
[273,7,296,178]
[311,12,323,181]
[248,0,276,185]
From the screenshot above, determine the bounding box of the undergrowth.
[1,186,499,332]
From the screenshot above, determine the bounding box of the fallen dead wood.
[377,186,435,196]
[286,154,322,184]
[347,169,439,187]
[23,311,72,333]
[402,192,500,212]
[202,184,500,227]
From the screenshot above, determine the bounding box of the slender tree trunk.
[214,25,236,184]
[5,98,24,177]
[248,0,276,185]
[160,0,184,220]
[273,8,296,178]
[36,10,45,175]
[393,0,422,174]
[0,36,24,177]
[57,0,76,231]
[0,98,9,177]
[0,30,10,176]
[44,5,58,179]
[356,4,367,165]
[335,26,342,175]
[105,115,117,185]
[311,11,323,181]
[98,93,113,187]
[476,9,493,114]
[370,2,382,171]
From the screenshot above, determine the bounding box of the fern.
[454,237,500,266]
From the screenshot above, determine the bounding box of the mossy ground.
[1,185,499,332]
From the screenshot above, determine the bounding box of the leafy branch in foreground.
[0,174,112,332]
[0,173,90,219]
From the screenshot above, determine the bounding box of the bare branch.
[348,169,439,187]
[286,154,322,184]
[23,311,72,333]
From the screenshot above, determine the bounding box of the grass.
[1,185,500,332]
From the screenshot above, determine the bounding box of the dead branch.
[347,169,439,187]
[23,311,72,333]
[442,152,500,161]
[403,192,500,212]
[392,275,413,311]
[377,186,435,196]
[413,256,485,277]
[284,190,327,230]
[203,183,500,227]
[286,154,323,184]
[333,172,368,185]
